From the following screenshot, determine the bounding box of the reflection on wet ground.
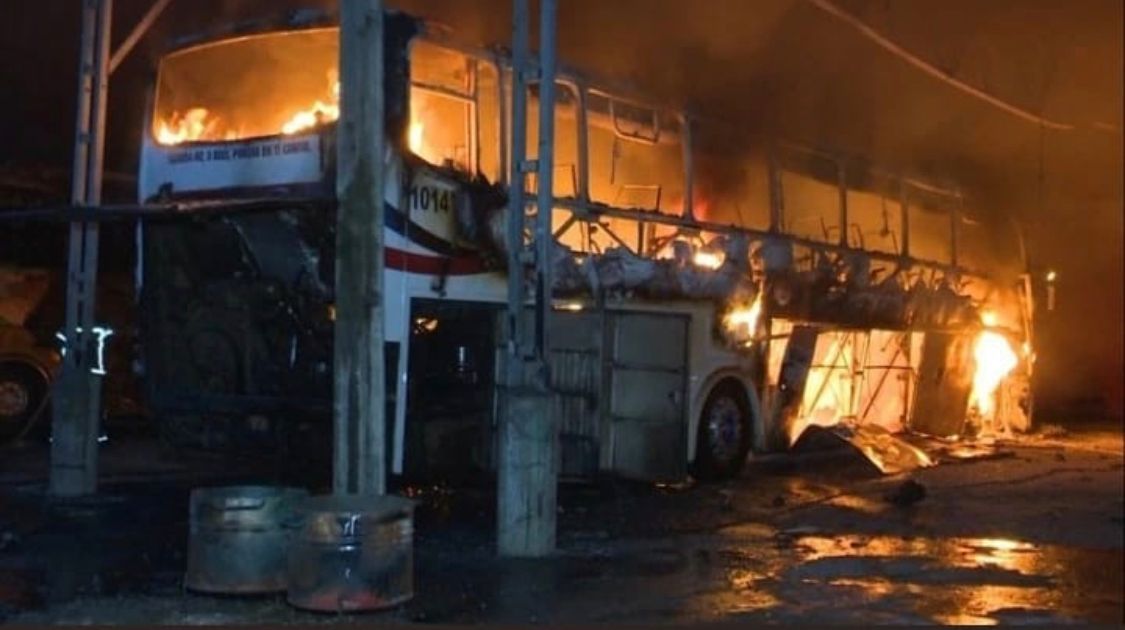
[764,532,1121,624]
[537,526,1120,625]
[2,433,1122,625]
[3,498,1122,625]
[410,524,1122,624]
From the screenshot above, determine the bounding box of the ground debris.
[776,525,821,538]
[1038,424,1068,439]
[883,479,927,507]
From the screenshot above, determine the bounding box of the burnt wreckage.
[133,9,1034,480]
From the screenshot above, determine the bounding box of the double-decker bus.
[135,8,1035,482]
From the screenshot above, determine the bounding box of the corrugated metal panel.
[549,314,602,479]
[608,312,689,481]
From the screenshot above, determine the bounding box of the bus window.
[691,147,771,230]
[409,41,475,172]
[525,81,581,199]
[846,187,903,255]
[908,203,952,265]
[586,92,684,215]
[152,28,340,144]
[476,61,502,183]
[780,169,840,244]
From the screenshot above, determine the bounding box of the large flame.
[157,79,343,145]
[156,77,445,165]
[969,311,1019,418]
[280,82,340,135]
[723,291,764,346]
[280,96,337,135]
[156,108,219,145]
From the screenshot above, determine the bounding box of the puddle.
[763,533,1124,624]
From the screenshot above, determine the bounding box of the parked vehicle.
[132,9,1035,481]
[0,269,58,442]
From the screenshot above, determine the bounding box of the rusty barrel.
[286,494,414,612]
[185,485,308,594]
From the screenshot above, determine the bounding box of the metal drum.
[185,485,308,594]
[286,495,414,612]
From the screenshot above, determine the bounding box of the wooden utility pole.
[50,0,112,498]
[497,0,559,558]
[333,0,387,495]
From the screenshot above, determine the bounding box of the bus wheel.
[0,361,49,444]
[692,380,751,482]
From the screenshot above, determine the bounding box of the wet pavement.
[1,423,1122,625]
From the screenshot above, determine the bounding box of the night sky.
[1,0,1121,417]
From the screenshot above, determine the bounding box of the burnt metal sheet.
[771,324,818,447]
[811,424,934,475]
[612,312,687,370]
[608,312,688,481]
[543,310,602,479]
[910,332,974,437]
[551,346,601,479]
[610,369,683,424]
[514,308,689,481]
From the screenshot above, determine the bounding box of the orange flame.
[281,81,340,136]
[969,311,1019,418]
[408,120,425,155]
[692,250,724,269]
[156,78,441,159]
[156,108,219,145]
[156,79,342,145]
[723,291,764,347]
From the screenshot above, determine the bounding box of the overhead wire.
[806,0,1119,135]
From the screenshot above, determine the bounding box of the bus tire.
[0,360,50,444]
[691,379,751,482]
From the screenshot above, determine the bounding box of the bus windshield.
[153,28,341,145]
[152,29,479,177]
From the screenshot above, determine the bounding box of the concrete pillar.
[333,0,387,495]
[497,388,557,556]
[50,0,112,498]
[497,0,559,557]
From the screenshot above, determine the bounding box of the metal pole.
[681,114,694,221]
[899,179,910,259]
[333,0,386,495]
[768,147,783,233]
[108,0,170,75]
[837,160,848,247]
[534,0,558,375]
[505,0,530,379]
[949,196,961,269]
[50,0,111,498]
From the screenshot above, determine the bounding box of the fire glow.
[409,121,425,155]
[969,311,1019,418]
[156,108,224,145]
[723,291,764,346]
[692,250,724,269]
[154,74,438,157]
[281,81,340,135]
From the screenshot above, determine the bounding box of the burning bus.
[134,9,1035,481]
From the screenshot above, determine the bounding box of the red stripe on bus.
[385,247,488,275]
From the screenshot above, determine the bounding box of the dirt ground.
[1,421,1122,625]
